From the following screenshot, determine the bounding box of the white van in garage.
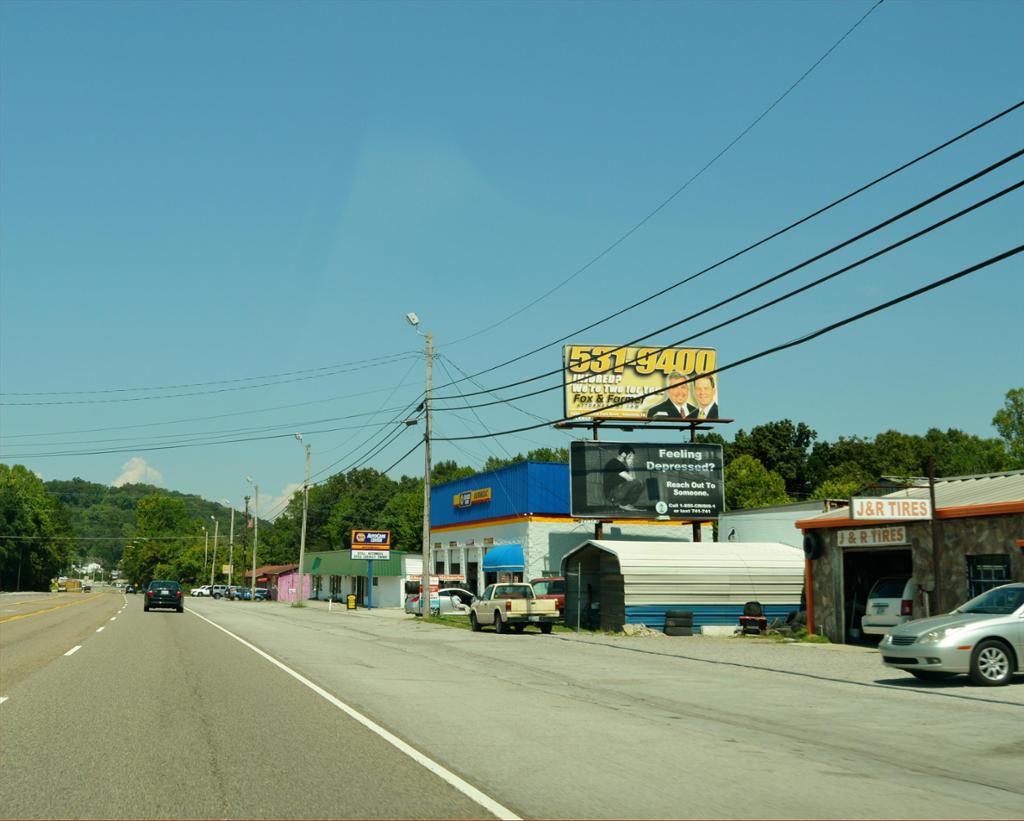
[861,576,916,636]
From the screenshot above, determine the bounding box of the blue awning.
[482,544,524,572]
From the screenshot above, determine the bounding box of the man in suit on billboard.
[687,374,719,420]
[646,372,696,419]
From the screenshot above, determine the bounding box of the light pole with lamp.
[406,311,432,618]
[246,477,259,601]
[221,500,235,591]
[208,515,219,588]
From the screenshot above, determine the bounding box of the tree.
[730,420,816,496]
[724,455,791,510]
[0,464,73,590]
[992,387,1024,468]
[120,495,202,586]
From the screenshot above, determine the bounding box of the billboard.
[569,441,724,520]
[563,344,720,422]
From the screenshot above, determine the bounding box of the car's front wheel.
[969,639,1015,686]
[470,612,481,632]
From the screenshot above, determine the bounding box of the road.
[2,591,1022,819]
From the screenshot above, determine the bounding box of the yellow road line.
[0,594,104,625]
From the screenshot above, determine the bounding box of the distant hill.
[44,478,243,570]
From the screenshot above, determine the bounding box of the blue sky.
[2,0,1022,520]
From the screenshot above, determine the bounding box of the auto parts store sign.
[351,529,391,561]
[850,498,932,521]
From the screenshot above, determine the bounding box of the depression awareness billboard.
[569,441,724,520]
[563,344,720,422]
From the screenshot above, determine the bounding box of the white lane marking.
[110,617,117,621]
[190,610,520,821]
[0,696,8,705]
[64,645,82,656]
[96,626,105,633]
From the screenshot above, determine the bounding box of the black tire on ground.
[665,610,694,621]
[470,612,481,632]
[540,623,553,634]
[664,626,694,636]
[494,612,506,634]
[664,617,693,628]
[144,605,149,612]
[969,639,1015,686]
[177,606,184,613]
[909,670,956,681]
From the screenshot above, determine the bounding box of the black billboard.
[569,441,724,520]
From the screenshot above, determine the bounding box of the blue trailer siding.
[624,603,800,632]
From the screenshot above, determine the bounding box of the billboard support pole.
[593,422,603,541]
[690,424,702,543]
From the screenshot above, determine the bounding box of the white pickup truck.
[469,583,559,634]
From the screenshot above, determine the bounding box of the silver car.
[879,582,1024,686]
[404,587,476,616]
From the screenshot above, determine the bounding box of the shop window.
[967,555,1011,598]
[450,561,461,574]
[372,576,379,586]
[435,561,445,574]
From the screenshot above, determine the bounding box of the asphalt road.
[2,593,1022,819]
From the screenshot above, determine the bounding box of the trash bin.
[346,594,357,610]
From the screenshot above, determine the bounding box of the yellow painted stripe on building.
[0,594,103,625]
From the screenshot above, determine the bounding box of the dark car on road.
[145,580,184,613]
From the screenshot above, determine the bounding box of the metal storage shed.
[560,540,805,633]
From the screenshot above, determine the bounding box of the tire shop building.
[796,470,1024,644]
[430,461,705,597]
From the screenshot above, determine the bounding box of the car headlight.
[918,627,966,645]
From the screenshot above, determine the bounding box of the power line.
[432,99,1024,392]
[0,351,420,397]
[443,0,888,347]
[431,244,1023,441]
[431,148,1023,404]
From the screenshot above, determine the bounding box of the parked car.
[227,585,243,600]
[210,584,230,599]
[190,585,211,597]
[880,582,1024,686]
[82,583,92,592]
[530,577,566,617]
[144,580,184,613]
[404,588,475,616]
[469,582,559,634]
[125,585,136,594]
[861,576,916,636]
[237,587,269,600]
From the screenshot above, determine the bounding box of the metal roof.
[797,470,1024,527]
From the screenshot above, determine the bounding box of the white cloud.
[113,457,164,488]
[260,482,303,519]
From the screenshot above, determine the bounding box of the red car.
[530,577,566,617]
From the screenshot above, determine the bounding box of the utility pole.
[422,329,433,616]
[295,434,311,605]
[203,526,209,568]
[242,496,250,593]
[227,507,235,589]
[209,516,219,588]
[247,480,260,601]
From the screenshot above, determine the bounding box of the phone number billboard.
[563,344,720,422]
[569,440,724,520]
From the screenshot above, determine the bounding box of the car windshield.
[955,586,1024,615]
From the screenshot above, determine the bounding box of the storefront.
[796,470,1024,643]
[301,550,422,608]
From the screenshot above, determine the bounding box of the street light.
[246,476,259,601]
[407,311,432,617]
[294,433,311,606]
[209,515,219,588]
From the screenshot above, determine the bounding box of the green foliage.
[724,455,791,510]
[481,447,569,472]
[730,420,817,496]
[0,464,74,591]
[992,387,1024,468]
